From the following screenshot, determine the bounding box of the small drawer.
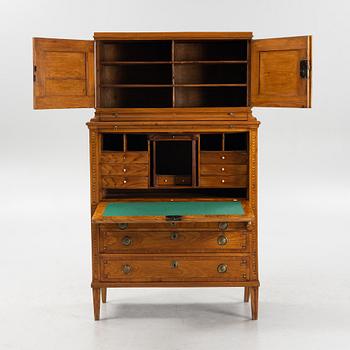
[200,151,248,164]
[100,152,148,164]
[100,230,248,253]
[102,176,149,189]
[200,175,248,188]
[200,164,248,176]
[101,163,149,176]
[100,221,247,232]
[155,175,192,186]
[100,256,250,282]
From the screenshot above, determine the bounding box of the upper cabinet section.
[251,36,312,108]
[95,34,251,110]
[33,38,95,109]
[32,33,312,111]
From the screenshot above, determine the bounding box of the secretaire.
[33,32,312,320]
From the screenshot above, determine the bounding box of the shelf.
[174,60,248,64]
[101,61,172,65]
[100,84,247,88]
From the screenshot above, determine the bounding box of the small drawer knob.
[123,179,127,184]
[217,263,228,273]
[171,260,179,269]
[170,232,178,240]
[121,236,132,246]
[123,168,127,173]
[122,264,132,274]
[221,179,225,183]
[123,155,126,160]
[217,235,228,246]
[221,156,226,160]
[221,167,225,172]
[164,179,168,183]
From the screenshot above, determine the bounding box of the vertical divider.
[123,134,127,152]
[222,133,225,151]
[172,40,175,108]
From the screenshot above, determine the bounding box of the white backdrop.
[1,0,350,349]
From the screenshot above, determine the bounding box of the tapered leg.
[101,288,107,303]
[250,287,259,320]
[93,288,101,320]
[244,287,250,302]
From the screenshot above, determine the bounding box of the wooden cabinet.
[32,32,312,321]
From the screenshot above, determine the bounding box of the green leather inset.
[103,201,244,217]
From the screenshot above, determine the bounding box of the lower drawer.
[100,256,249,282]
[100,230,248,253]
[200,175,248,188]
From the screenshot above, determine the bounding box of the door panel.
[251,36,311,108]
[33,38,95,109]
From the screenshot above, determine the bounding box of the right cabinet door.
[251,36,312,108]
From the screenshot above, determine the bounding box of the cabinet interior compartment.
[174,40,248,61]
[200,134,223,151]
[102,133,124,151]
[100,64,172,85]
[155,140,193,186]
[224,133,249,151]
[100,87,173,108]
[126,134,148,151]
[174,63,247,84]
[175,86,247,107]
[100,41,172,61]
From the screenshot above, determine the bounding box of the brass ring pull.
[217,263,228,273]
[122,264,132,274]
[121,236,132,246]
[217,235,228,246]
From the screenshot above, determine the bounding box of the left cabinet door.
[33,38,95,109]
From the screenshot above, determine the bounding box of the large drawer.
[101,163,149,176]
[100,230,248,253]
[100,152,148,164]
[100,255,250,282]
[102,176,149,189]
[200,175,248,188]
[200,151,248,164]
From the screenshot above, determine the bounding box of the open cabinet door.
[33,38,95,109]
[251,36,312,108]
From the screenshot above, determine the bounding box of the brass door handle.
[217,263,228,273]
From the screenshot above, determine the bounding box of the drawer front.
[200,175,248,188]
[155,175,191,186]
[100,222,247,232]
[102,176,149,189]
[100,256,249,282]
[101,163,149,176]
[100,230,248,253]
[100,152,148,164]
[200,164,248,176]
[200,151,248,164]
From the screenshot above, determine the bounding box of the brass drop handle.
[171,260,179,269]
[170,232,178,240]
[118,223,128,230]
[217,263,228,273]
[217,235,228,246]
[121,236,132,246]
[219,222,228,231]
[122,264,132,274]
